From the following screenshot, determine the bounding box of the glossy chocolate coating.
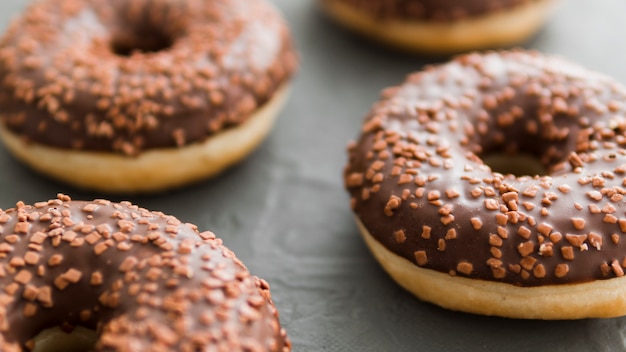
[345,51,626,286]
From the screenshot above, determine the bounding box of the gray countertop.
[2,0,626,351]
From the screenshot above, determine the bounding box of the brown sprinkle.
[555,264,570,278]
[456,261,473,275]
[470,217,482,230]
[394,230,407,244]
[415,251,428,266]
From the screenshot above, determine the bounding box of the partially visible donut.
[0,194,289,351]
[0,0,298,193]
[319,0,557,53]
[344,50,626,319]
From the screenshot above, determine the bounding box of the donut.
[0,194,290,351]
[0,0,298,193]
[319,0,558,54]
[344,50,626,319]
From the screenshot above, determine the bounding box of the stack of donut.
[0,0,298,193]
[320,0,558,53]
[344,50,626,319]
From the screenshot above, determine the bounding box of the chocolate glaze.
[0,195,289,351]
[327,0,538,21]
[0,0,297,155]
[345,51,626,287]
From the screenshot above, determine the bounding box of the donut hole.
[32,326,97,352]
[110,28,174,56]
[108,3,190,57]
[482,153,548,177]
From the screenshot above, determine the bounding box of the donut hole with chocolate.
[464,80,596,178]
[31,326,97,352]
[108,1,187,56]
[481,153,547,177]
[110,26,175,57]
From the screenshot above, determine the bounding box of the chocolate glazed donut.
[319,0,558,53]
[327,0,538,20]
[0,195,289,351]
[0,0,298,193]
[345,51,626,319]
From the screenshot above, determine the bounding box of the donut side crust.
[357,218,626,319]
[0,84,290,193]
[319,0,558,53]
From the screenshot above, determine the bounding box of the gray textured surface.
[1,0,626,351]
